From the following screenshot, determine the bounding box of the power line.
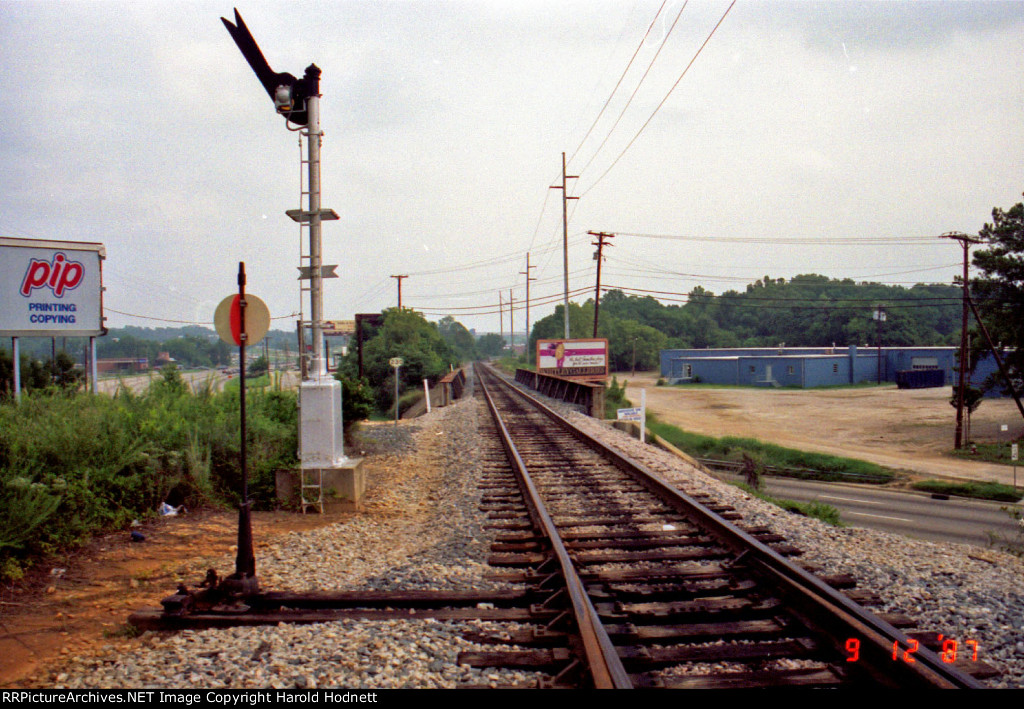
[616,231,950,245]
[581,0,737,197]
[602,284,961,304]
[106,308,299,326]
[602,284,988,311]
[572,1,687,179]
[566,1,667,167]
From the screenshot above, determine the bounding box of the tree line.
[527,277,964,373]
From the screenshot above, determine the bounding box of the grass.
[949,440,1022,466]
[643,414,895,483]
[223,373,271,390]
[911,479,1022,502]
[663,381,889,391]
[731,482,844,527]
[0,369,298,581]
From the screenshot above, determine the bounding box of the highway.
[95,368,301,395]
[715,472,1022,550]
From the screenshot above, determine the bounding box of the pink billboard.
[536,338,608,379]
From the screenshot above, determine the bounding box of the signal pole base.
[300,377,346,468]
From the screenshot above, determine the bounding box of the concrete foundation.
[300,378,346,468]
[276,457,365,512]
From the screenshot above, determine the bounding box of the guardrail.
[697,457,892,484]
[439,368,466,406]
[514,368,605,419]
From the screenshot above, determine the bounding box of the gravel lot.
[31,368,1024,689]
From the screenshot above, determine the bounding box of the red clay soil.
[0,507,346,688]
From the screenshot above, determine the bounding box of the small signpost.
[617,407,642,421]
[213,262,269,596]
[1013,443,1019,490]
[616,389,647,443]
[390,357,403,425]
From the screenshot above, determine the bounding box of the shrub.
[0,383,298,581]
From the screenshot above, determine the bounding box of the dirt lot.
[0,507,346,688]
[619,372,1024,487]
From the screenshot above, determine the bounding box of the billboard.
[536,338,609,378]
[1,237,105,337]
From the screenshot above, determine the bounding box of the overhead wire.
[581,0,737,198]
[569,0,688,180]
[566,1,667,167]
[105,308,299,326]
[616,231,950,244]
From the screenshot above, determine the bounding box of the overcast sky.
[2,1,1022,338]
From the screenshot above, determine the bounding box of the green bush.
[646,416,894,482]
[397,390,423,416]
[0,381,298,581]
[911,479,1021,503]
[733,482,844,527]
[604,376,630,418]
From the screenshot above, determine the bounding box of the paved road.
[95,369,301,395]
[717,472,1022,550]
[622,372,1024,488]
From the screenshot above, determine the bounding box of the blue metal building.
[660,345,1003,391]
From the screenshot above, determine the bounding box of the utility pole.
[589,231,614,337]
[520,252,536,358]
[966,290,1024,423]
[873,306,886,383]
[509,289,514,353]
[942,231,982,450]
[550,152,579,339]
[499,291,504,349]
[391,274,408,310]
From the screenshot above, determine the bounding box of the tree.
[248,354,269,377]
[477,333,506,358]
[437,316,477,361]
[528,302,595,353]
[337,308,458,412]
[971,198,1024,392]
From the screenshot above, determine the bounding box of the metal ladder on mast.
[295,132,323,514]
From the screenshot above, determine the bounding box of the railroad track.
[467,363,988,689]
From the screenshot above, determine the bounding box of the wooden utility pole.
[509,289,514,353]
[966,291,1024,423]
[550,152,579,339]
[873,306,886,383]
[391,274,408,310]
[520,252,537,356]
[499,291,504,348]
[589,231,614,337]
[942,232,981,450]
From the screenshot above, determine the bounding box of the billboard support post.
[12,337,20,403]
[90,337,98,394]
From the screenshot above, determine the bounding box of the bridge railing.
[514,369,605,419]
[439,368,466,407]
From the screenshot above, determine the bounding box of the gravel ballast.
[38,370,1024,689]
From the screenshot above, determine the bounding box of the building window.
[833,364,838,373]
[911,357,939,370]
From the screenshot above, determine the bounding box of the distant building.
[97,357,149,374]
[660,345,1004,392]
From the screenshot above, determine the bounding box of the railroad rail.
[128,362,992,688]
[470,362,987,689]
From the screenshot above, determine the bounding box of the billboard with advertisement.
[536,338,609,379]
[1,237,106,337]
